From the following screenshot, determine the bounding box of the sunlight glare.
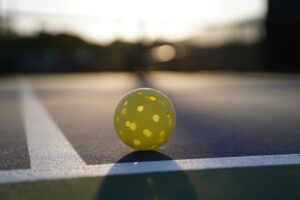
[2,0,267,44]
[151,45,176,62]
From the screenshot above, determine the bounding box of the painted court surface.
[0,72,300,199]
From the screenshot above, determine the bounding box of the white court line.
[20,81,86,171]
[0,81,300,184]
[1,154,300,184]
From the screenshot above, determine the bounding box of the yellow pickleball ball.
[114,88,176,151]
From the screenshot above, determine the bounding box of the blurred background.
[0,0,299,73]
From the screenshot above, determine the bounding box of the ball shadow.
[95,151,197,200]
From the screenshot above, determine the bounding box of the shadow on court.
[133,72,300,159]
[96,151,197,200]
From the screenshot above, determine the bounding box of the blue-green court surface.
[1,72,300,199]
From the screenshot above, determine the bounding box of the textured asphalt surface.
[1,72,300,170]
[0,89,30,170]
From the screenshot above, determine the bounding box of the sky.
[1,0,267,45]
